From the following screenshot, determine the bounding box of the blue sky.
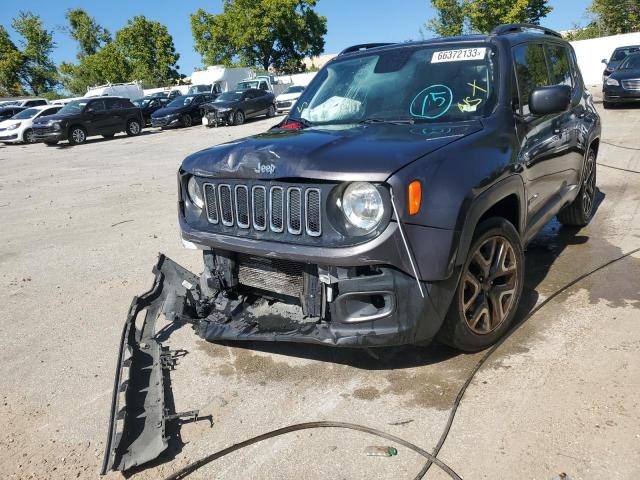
[1,0,592,75]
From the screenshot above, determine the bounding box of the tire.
[181,114,193,128]
[68,126,87,145]
[44,140,58,146]
[436,218,524,352]
[266,104,276,118]
[126,119,141,136]
[102,133,115,139]
[23,129,36,144]
[232,110,245,126]
[557,149,597,227]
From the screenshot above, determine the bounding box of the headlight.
[342,182,384,232]
[187,176,204,209]
[8,123,20,130]
[53,123,61,130]
[605,78,619,86]
[216,107,231,113]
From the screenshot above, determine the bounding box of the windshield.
[237,81,258,90]
[132,98,149,107]
[620,53,640,69]
[168,96,193,107]
[283,85,305,94]
[612,47,640,61]
[188,85,210,94]
[290,44,497,125]
[58,100,89,115]
[12,108,40,119]
[215,91,243,102]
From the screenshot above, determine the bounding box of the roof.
[338,24,566,57]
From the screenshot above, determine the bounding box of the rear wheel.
[23,129,36,144]
[557,149,596,227]
[232,110,245,126]
[436,218,524,352]
[126,119,141,136]
[68,126,87,145]
[181,114,193,128]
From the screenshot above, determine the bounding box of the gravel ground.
[1,102,639,480]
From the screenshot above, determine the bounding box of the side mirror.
[529,85,571,116]
[601,58,608,64]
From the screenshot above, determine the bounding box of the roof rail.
[339,43,395,55]
[491,23,562,38]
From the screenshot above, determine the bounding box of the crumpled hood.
[181,121,483,182]
[152,105,189,117]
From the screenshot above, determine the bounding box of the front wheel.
[23,129,36,144]
[126,119,141,136]
[232,110,245,126]
[266,104,276,118]
[68,126,87,145]
[181,114,193,128]
[436,218,524,352]
[557,149,596,227]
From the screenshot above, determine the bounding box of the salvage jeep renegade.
[175,24,601,352]
[102,24,602,472]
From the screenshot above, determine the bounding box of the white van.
[85,81,144,100]
[189,66,254,96]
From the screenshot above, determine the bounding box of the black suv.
[150,93,213,129]
[171,24,601,352]
[32,97,144,146]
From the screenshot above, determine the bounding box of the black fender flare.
[454,174,526,267]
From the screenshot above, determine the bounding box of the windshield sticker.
[410,85,453,119]
[432,48,487,63]
[457,97,483,113]
[467,80,487,96]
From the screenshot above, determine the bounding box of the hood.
[33,112,76,124]
[610,67,640,80]
[206,100,238,110]
[0,119,20,130]
[181,121,483,182]
[276,92,302,102]
[152,105,189,117]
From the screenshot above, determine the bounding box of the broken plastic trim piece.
[101,255,199,474]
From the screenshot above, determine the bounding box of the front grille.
[622,79,640,90]
[33,126,54,135]
[237,254,304,298]
[203,181,322,237]
[277,101,292,108]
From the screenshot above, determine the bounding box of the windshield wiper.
[359,117,415,125]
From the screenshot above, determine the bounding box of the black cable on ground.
[600,140,640,152]
[597,162,640,174]
[415,246,640,478]
[161,421,462,480]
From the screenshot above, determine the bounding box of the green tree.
[426,0,466,37]
[190,0,327,73]
[60,43,131,95]
[0,26,25,96]
[11,11,58,94]
[65,8,111,58]
[590,0,640,35]
[115,16,180,87]
[426,0,552,36]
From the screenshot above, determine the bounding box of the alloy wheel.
[461,236,519,335]
[24,129,35,143]
[129,120,140,135]
[72,128,86,144]
[582,153,596,217]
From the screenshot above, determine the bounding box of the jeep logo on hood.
[254,162,276,175]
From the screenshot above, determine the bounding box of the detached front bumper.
[32,128,65,142]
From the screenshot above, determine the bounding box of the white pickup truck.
[236,75,290,96]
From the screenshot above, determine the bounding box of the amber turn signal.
[408,180,422,215]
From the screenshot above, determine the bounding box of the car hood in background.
[276,93,302,102]
[181,120,483,182]
[152,106,190,118]
[609,67,640,81]
[204,101,239,111]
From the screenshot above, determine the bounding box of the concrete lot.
[1,101,639,480]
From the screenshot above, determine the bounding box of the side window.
[259,82,268,91]
[546,44,573,88]
[41,107,59,117]
[192,95,203,105]
[89,100,106,111]
[513,43,550,116]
